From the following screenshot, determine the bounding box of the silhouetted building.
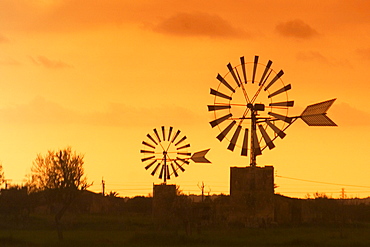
[229,166,274,227]
[152,183,177,224]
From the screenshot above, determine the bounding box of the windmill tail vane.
[298,98,337,126]
[190,149,211,163]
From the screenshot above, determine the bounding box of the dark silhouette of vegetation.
[0,185,29,228]
[108,191,119,197]
[0,148,368,245]
[0,163,5,186]
[27,147,91,241]
[0,187,369,246]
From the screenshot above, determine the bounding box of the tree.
[28,147,91,240]
[0,163,4,186]
[108,191,119,197]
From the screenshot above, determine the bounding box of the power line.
[276,175,370,188]
[277,191,370,194]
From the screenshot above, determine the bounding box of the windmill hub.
[141,126,196,183]
[247,103,265,111]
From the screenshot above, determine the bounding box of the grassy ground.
[0,215,369,246]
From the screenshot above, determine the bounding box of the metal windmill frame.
[208,55,336,167]
[140,126,211,183]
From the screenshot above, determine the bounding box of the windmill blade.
[159,164,165,179]
[142,156,155,162]
[151,163,161,175]
[217,120,236,141]
[241,128,249,156]
[153,128,161,142]
[269,101,294,107]
[258,124,275,150]
[147,134,158,145]
[145,160,156,170]
[259,60,272,86]
[228,125,242,151]
[174,160,185,172]
[227,63,241,87]
[177,143,190,150]
[252,55,259,83]
[142,141,155,149]
[235,67,243,86]
[170,163,179,177]
[171,130,181,143]
[210,113,232,128]
[264,70,284,91]
[177,152,191,156]
[161,126,166,141]
[266,119,286,139]
[175,136,187,146]
[268,112,292,123]
[210,88,232,100]
[166,165,170,180]
[208,104,231,111]
[300,99,337,126]
[240,56,247,83]
[140,150,155,154]
[252,129,262,156]
[168,126,173,141]
[216,74,235,93]
[268,84,291,98]
[190,149,211,163]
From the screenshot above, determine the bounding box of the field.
[0,214,369,246]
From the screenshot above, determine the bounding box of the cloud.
[153,12,248,39]
[0,57,20,66]
[356,48,370,60]
[1,0,370,36]
[36,1,131,31]
[330,102,370,127]
[276,19,319,39]
[0,97,202,127]
[0,97,78,125]
[0,1,248,37]
[296,51,328,63]
[296,51,352,67]
[87,103,202,127]
[0,0,142,32]
[30,56,73,69]
[0,34,9,43]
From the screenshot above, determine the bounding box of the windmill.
[140,126,211,183]
[208,55,337,225]
[208,55,336,167]
[141,126,211,222]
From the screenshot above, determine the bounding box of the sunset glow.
[0,1,369,198]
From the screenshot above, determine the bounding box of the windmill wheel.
[141,126,191,183]
[208,55,294,166]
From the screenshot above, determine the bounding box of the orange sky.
[0,0,369,198]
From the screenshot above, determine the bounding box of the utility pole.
[102,177,105,196]
[341,188,345,199]
[4,179,12,190]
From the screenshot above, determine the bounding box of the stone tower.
[152,183,177,225]
[229,166,275,226]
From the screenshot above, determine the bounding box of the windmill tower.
[208,55,336,225]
